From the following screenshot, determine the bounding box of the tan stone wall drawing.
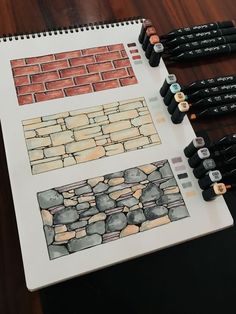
[22,97,161,174]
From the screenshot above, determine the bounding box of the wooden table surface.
[0,1,236,313]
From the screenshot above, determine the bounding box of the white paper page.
[0,20,233,290]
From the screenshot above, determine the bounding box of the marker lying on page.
[138,19,153,44]
[145,35,160,59]
[165,28,236,47]
[192,93,236,108]
[202,182,227,201]
[198,170,222,190]
[184,137,205,158]
[183,75,236,93]
[193,158,216,178]
[171,34,236,55]
[160,21,234,40]
[142,26,157,50]
[187,84,236,101]
[190,102,236,120]
[159,74,177,97]
[171,44,236,61]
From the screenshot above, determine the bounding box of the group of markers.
[184,134,236,201]
[159,73,236,124]
[138,19,236,65]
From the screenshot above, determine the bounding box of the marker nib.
[190,113,197,120]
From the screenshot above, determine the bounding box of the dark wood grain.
[0,1,236,313]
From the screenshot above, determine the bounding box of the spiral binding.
[0,16,143,42]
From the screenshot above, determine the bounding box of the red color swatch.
[11,44,138,106]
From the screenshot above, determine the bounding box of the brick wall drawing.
[11,44,138,106]
[22,97,161,175]
[37,159,189,260]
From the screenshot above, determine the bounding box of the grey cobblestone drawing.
[37,160,190,260]
[22,97,161,174]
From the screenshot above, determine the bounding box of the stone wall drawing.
[37,160,189,260]
[22,97,161,175]
[11,44,137,106]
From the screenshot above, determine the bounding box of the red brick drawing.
[11,44,138,106]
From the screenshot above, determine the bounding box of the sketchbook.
[0,18,233,290]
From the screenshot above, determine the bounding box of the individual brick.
[11,59,26,67]
[18,94,34,105]
[66,139,96,153]
[108,109,138,122]
[14,75,30,86]
[124,137,150,150]
[65,114,89,129]
[22,117,42,126]
[17,83,44,95]
[121,50,128,57]
[36,125,62,136]
[127,67,135,77]
[74,126,102,141]
[28,149,44,161]
[113,58,131,68]
[101,68,127,80]
[25,55,55,64]
[110,128,140,142]
[45,78,74,90]
[32,160,63,175]
[65,85,93,96]
[55,51,81,60]
[74,73,101,85]
[104,143,124,156]
[102,120,131,134]
[34,90,64,102]
[120,76,138,86]
[13,64,41,76]
[44,145,66,157]
[139,124,157,136]
[31,71,59,83]
[41,60,69,72]
[50,130,74,146]
[23,120,56,131]
[82,46,108,55]
[69,56,95,66]
[74,146,105,163]
[108,44,124,51]
[131,115,152,126]
[93,80,119,92]
[26,137,51,150]
[59,66,87,78]
[95,51,121,62]
[87,62,113,73]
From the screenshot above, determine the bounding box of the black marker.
[171,102,189,124]
[171,34,236,55]
[160,74,177,97]
[168,93,186,114]
[215,156,236,172]
[198,170,222,190]
[193,158,216,178]
[142,26,157,50]
[188,84,236,102]
[145,35,160,59]
[171,44,236,61]
[163,83,181,106]
[139,19,153,44]
[221,168,236,183]
[213,144,236,159]
[214,133,236,148]
[183,75,236,94]
[193,93,236,108]
[190,102,236,120]
[188,148,210,168]
[161,21,234,39]
[184,137,205,158]
[149,43,164,67]
[202,183,226,201]
[166,28,236,48]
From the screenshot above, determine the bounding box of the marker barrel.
[193,158,216,178]
[171,101,189,124]
[202,183,226,201]
[168,92,186,114]
[159,74,177,97]
[145,35,160,59]
[142,27,157,50]
[188,148,210,168]
[163,83,181,106]
[198,170,222,190]
[149,43,164,67]
[184,137,205,158]
[138,19,152,44]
